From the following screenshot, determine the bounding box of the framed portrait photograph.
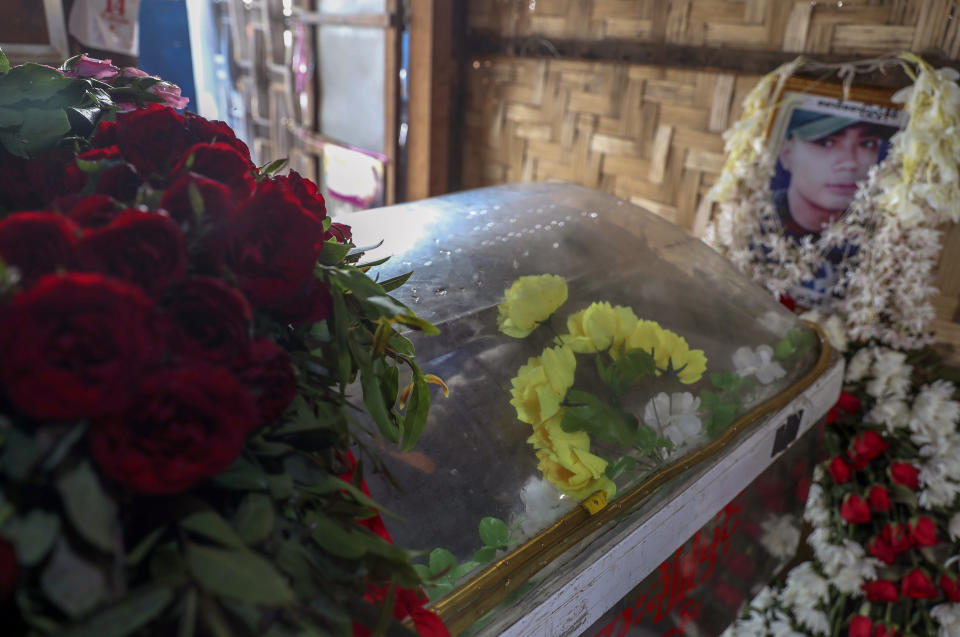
[766,78,907,241]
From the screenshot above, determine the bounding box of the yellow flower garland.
[507,299,708,502]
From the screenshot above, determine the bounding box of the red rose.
[0,538,18,602]
[159,173,236,228]
[267,277,333,326]
[171,143,255,197]
[79,210,187,296]
[90,363,256,494]
[117,104,188,177]
[0,212,80,284]
[867,535,896,564]
[778,293,796,312]
[890,462,920,490]
[326,221,353,244]
[184,111,251,159]
[849,430,888,466]
[901,568,938,599]
[941,573,960,602]
[0,273,159,420]
[223,180,325,310]
[910,516,938,547]
[881,522,913,553]
[90,120,118,148]
[274,171,327,222]
[862,579,898,602]
[165,277,252,365]
[95,162,144,202]
[828,456,852,483]
[873,624,899,637]
[238,338,297,426]
[828,391,861,424]
[868,485,891,512]
[0,146,81,211]
[77,145,122,162]
[849,616,872,637]
[62,194,121,228]
[840,493,871,524]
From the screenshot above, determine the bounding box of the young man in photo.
[773,111,895,238]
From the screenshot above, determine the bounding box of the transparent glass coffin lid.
[348,183,821,603]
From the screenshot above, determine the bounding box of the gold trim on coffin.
[431,321,833,635]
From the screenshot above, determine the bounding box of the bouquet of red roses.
[0,52,442,637]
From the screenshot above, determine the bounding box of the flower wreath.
[705,53,960,350]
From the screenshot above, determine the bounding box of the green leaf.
[788,327,815,351]
[266,472,294,500]
[180,510,245,549]
[413,563,431,580]
[597,348,656,396]
[388,333,415,357]
[19,108,71,156]
[1,509,59,566]
[364,294,409,318]
[360,361,400,444]
[41,538,107,617]
[257,158,288,175]
[64,105,101,135]
[233,493,274,545]
[211,456,269,491]
[0,49,8,75]
[478,517,509,549]
[709,371,744,393]
[701,390,740,438]
[56,460,118,553]
[561,390,638,446]
[1,427,40,480]
[56,586,174,637]
[473,547,497,564]
[41,422,88,471]
[393,313,440,335]
[380,271,413,293]
[0,63,74,105]
[318,240,351,266]
[604,455,639,479]
[309,514,366,560]
[186,544,295,605]
[427,548,455,577]
[773,337,796,361]
[400,369,430,452]
[0,106,22,128]
[125,526,166,566]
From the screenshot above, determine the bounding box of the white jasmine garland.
[706,56,959,348]
[844,347,873,382]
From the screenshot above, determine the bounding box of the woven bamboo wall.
[460,0,960,352]
[467,0,960,57]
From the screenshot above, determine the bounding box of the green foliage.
[701,390,741,439]
[596,348,656,397]
[774,327,816,361]
[561,389,638,446]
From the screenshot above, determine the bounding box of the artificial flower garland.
[706,54,960,350]
[501,275,712,500]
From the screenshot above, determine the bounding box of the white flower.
[799,310,848,353]
[795,607,830,636]
[931,603,960,637]
[949,512,960,541]
[733,345,786,385]
[643,392,702,445]
[804,474,830,527]
[760,514,802,560]
[866,349,912,400]
[518,476,571,537]
[867,399,910,431]
[782,562,830,607]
